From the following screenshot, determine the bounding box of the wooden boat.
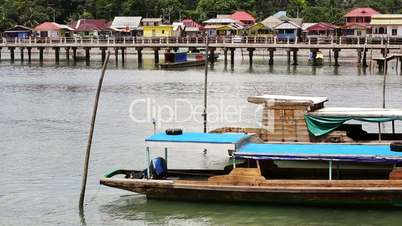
[308,51,324,66]
[101,132,402,206]
[159,60,205,69]
[159,52,205,69]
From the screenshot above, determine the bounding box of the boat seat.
[208,167,266,186]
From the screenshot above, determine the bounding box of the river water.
[1,53,402,225]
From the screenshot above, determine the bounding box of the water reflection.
[100,195,402,226]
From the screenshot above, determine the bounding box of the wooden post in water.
[202,34,209,133]
[79,51,111,210]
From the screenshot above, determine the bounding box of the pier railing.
[2,35,402,47]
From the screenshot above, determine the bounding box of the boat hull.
[101,178,402,207]
[159,60,205,69]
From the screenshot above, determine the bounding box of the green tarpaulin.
[304,115,396,137]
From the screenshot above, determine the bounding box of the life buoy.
[390,142,402,152]
[165,128,183,135]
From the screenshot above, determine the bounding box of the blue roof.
[145,132,248,144]
[236,143,402,163]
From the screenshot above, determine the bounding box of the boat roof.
[145,132,249,144]
[308,107,402,119]
[248,95,328,105]
[236,143,402,163]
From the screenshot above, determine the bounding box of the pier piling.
[72,47,77,62]
[362,49,368,68]
[292,49,298,65]
[19,47,24,62]
[100,48,107,63]
[114,48,118,63]
[136,47,143,65]
[333,49,340,66]
[121,47,125,64]
[209,48,215,65]
[9,47,15,62]
[230,48,235,67]
[84,47,91,65]
[65,47,70,61]
[247,48,255,67]
[268,48,275,65]
[27,47,31,62]
[153,48,159,64]
[38,47,44,62]
[223,48,228,66]
[53,47,60,64]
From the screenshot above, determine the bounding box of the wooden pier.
[1,36,401,68]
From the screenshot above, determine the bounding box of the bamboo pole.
[203,34,209,133]
[79,51,111,210]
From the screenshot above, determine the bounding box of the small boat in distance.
[308,51,324,66]
[159,52,205,69]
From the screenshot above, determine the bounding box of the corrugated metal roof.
[274,21,302,30]
[142,18,162,23]
[217,14,231,19]
[302,23,317,30]
[371,14,402,25]
[35,22,73,31]
[344,7,379,17]
[261,16,282,28]
[230,11,255,22]
[203,18,237,24]
[111,16,142,29]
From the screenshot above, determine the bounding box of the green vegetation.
[1,0,402,30]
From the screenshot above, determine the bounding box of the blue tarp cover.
[145,132,248,144]
[236,143,402,163]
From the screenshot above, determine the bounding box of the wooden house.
[230,11,256,26]
[142,18,173,37]
[371,14,402,38]
[34,22,73,39]
[304,22,338,38]
[203,18,244,36]
[245,22,274,36]
[69,19,110,38]
[274,20,302,41]
[342,7,379,36]
[181,19,203,37]
[110,16,142,37]
[3,25,33,39]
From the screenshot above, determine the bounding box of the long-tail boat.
[101,95,402,206]
[159,52,205,69]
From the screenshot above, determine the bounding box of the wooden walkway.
[0,36,401,67]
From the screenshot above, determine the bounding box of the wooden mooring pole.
[79,51,111,210]
[202,34,209,133]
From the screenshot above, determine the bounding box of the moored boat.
[101,131,402,206]
[308,51,324,66]
[159,52,205,69]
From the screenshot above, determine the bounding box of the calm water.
[2,54,402,225]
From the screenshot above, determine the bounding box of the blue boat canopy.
[236,143,402,163]
[145,132,249,144]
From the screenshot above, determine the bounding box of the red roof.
[344,7,379,17]
[35,22,71,31]
[70,19,109,32]
[181,19,203,28]
[341,23,370,29]
[307,22,337,31]
[230,11,255,22]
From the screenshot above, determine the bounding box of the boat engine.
[148,157,168,179]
